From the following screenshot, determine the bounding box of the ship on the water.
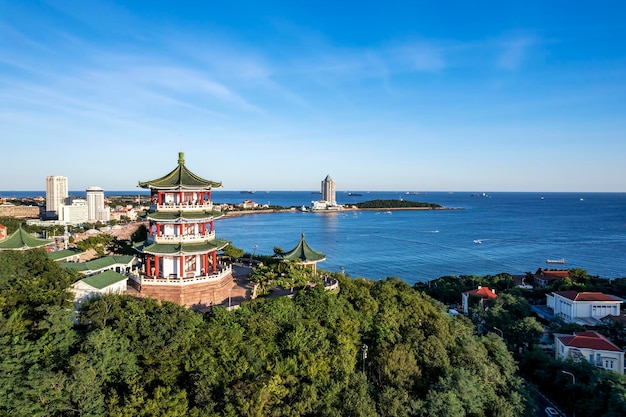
[546,258,566,264]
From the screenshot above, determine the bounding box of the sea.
[3,190,626,284]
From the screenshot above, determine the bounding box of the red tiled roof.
[558,331,621,352]
[542,270,570,277]
[464,286,497,299]
[555,291,619,302]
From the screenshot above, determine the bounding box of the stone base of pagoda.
[128,268,234,308]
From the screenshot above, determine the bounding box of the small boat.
[546,258,566,264]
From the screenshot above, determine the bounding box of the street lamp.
[561,369,575,385]
[561,370,576,417]
[362,344,368,374]
[493,327,503,338]
[250,244,258,265]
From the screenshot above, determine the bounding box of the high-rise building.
[321,174,336,205]
[46,176,68,218]
[86,186,108,222]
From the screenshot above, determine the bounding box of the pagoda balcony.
[153,232,216,244]
[128,264,232,286]
[150,202,214,212]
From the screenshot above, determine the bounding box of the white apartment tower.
[86,186,108,222]
[46,176,68,216]
[321,175,336,205]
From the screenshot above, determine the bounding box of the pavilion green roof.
[138,152,222,190]
[282,233,326,263]
[146,211,223,221]
[61,255,135,272]
[143,238,229,255]
[48,248,83,261]
[0,227,53,250]
[81,270,127,289]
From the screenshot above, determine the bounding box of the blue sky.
[1,1,625,192]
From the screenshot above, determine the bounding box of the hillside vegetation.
[0,249,526,417]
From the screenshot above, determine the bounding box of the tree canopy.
[0,250,530,416]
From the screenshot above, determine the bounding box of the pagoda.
[130,152,233,307]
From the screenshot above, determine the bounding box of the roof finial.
[178,151,184,165]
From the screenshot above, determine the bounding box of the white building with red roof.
[547,291,621,325]
[555,331,624,374]
[461,286,497,314]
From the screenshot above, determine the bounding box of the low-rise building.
[555,331,624,374]
[534,269,569,286]
[0,203,40,218]
[461,286,497,314]
[546,291,621,325]
[60,199,89,224]
[71,270,127,305]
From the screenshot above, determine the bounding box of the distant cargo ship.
[546,258,566,264]
[240,190,255,194]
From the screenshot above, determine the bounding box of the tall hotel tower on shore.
[321,175,336,205]
[46,176,68,218]
[86,186,109,222]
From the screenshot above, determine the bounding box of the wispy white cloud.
[497,36,535,70]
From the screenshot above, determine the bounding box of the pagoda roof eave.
[138,152,222,190]
[142,239,229,255]
[282,233,326,263]
[0,228,53,250]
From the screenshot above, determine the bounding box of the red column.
[179,223,183,236]
[212,252,217,272]
[146,256,151,276]
[204,253,208,275]
[179,256,184,278]
[179,191,183,205]
[155,256,159,277]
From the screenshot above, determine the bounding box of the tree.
[222,242,244,259]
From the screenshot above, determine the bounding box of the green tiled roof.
[147,210,223,221]
[282,233,326,263]
[49,248,83,261]
[61,255,135,272]
[138,152,222,190]
[0,227,53,250]
[81,270,127,289]
[143,238,229,255]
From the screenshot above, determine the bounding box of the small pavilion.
[0,227,53,251]
[281,233,326,274]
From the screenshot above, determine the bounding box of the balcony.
[128,264,232,286]
[150,202,214,212]
[153,231,216,244]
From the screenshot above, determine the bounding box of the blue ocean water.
[4,190,625,283]
[211,191,626,283]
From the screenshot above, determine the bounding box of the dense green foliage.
[418,270,626,416]
[520,351,626,417]
[0,250,528,416]
[353,200,442,209]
